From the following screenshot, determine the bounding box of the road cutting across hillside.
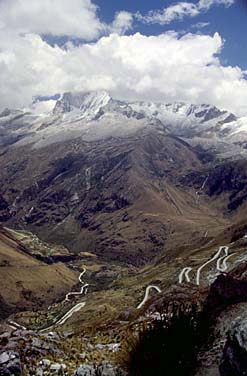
[65,268,89,301]
[40,267,89,331]
[137,285,162,309]
[178,246,236,285]
[216,247,229,271]
[179,267,193,283]
[9,267,89,333]
[196,246,230,285]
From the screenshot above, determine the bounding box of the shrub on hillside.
[120,304,213,376]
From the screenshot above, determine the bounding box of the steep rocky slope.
[2,92,247,267]
[0,126,230,265]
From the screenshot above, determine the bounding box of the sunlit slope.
[0,227,77,317]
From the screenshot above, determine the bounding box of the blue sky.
[1,0,247,115]
[94,0,247,69]
[44,0,247,69]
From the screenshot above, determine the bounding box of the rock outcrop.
[0,350,22,376]
[74,362,125,376]
[220,319,247,376]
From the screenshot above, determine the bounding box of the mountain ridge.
[1,90,247,159]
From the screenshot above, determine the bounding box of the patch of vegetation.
[119,303,214,376]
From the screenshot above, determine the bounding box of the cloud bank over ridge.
[1,0,247,116]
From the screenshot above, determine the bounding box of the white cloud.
[109,11,133,35]
[191,22,210,29]
[0,0,103,40]
[137,0,234,25]
[0,0,134,41]
[198,0,234,10]
[1,31,247,116]
[30,99,58,114]
[136,3,199,25]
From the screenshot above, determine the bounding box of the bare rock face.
[74,363,125,376]
[0,350,22,375]
[205,274,247,316]
[74,364,95,376]
[220,319,247,376]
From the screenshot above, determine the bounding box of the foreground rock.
[220,318,247,376]
[0,350,22,375]
[0,327,126,376]
[74,362,125,376]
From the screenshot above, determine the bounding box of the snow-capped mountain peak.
[2,90,247,158]
[128,101,237,131]
[53,90,111,119]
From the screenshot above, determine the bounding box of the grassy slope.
[0,227,78,314]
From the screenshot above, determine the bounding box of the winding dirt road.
[65,268,89,301]
[41,268,89,330]
[178,246,236,285]
[178,267,192,284]
[137,285,162,309]
[8,267,89,332]
[196,246,233,285]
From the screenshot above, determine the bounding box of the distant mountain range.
[1,91,247,158]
